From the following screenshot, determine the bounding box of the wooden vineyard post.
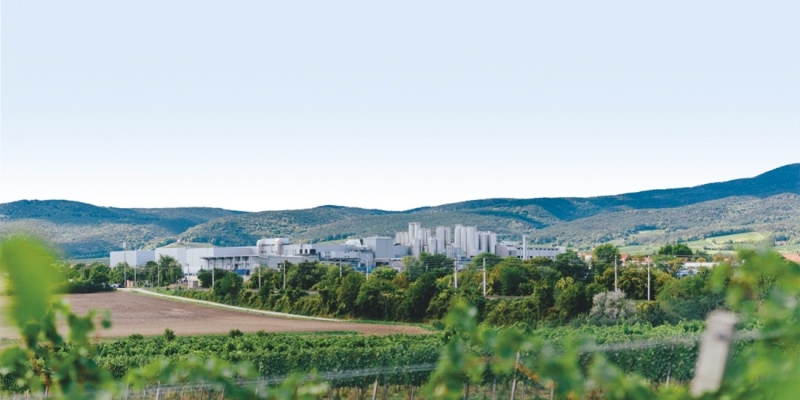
[510,352,520,400]
[691,311,738,396]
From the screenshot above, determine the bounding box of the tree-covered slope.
[525,193,800,249]
[429,163,800,221]
[182,164,800,247]
[1,164,798,258]
[0,200,245,257]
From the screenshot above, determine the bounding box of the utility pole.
[282,262,286,290]
[647,257,650,301]
[123,244,127,289]
[339,261,342,278]
[482,258,487,297]
[258,266,262,291]
[522,235,527,260]
[614,255,618,293]
[453,259,458,289]
[212,267,215,288]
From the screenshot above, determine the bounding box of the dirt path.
[0,292,429,339]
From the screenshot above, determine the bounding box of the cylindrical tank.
[274,239,283,255]
[256,239,266,255]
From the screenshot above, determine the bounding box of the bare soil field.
[0,292,428,339]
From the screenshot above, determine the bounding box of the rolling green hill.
[0,201,244,258]
[1,164,798,258]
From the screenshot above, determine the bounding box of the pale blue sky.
[2,1,798,211]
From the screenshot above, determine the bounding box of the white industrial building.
[110,237,410,275]
[494,241,566,260]
[109,222,565,274]
[398,222,496,258]
[109,250,155,268]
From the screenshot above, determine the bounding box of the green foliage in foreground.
[0,237,326,398]
[94,332,443,387]
[3,236,800,399]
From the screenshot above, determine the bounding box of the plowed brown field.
[0,291,428,339]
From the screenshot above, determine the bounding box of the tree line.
[169,244,728,327]
[59,255,185,293]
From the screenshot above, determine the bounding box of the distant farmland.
[0,291,428,339]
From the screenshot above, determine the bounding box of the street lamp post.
[647,257,650,301]
[453,259,458,289]
[482,258,487,297]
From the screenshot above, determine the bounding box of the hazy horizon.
[2,1,798,212]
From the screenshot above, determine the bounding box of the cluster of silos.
[397,222,497,259]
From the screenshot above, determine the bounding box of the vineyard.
[3,237,800,398]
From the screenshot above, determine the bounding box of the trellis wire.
[1,328,786,399]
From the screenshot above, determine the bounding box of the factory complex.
[110,222,565,274]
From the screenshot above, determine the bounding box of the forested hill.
[428,163,800,221]
[1,164,798,258]
[179,163,800,248]
[0,201,244,258]
[0,200,244,232]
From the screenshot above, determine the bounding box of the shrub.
[590,291,636,321]
[229,329,244,338]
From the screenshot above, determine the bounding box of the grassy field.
[776,243,800,254]
[618,244,662,255]
[620,231,771,255]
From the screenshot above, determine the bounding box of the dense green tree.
[313,265,348,315]
[591,244,620,275]
[657,243,693,256]
[530,265,560,312]
[109,262,134,286]
[198,268,229,288]
[355,277,399,320]
[419,253,454,278]
[336,272,365,315]
[426,285,456,320]
[286,261,326,291]
[553,277,589,320]
[618,267,649,300]
[153,255,184,286]
[656,268,724,321]
[369,267,397,281]
[489,258,532,296]
[213,273,243,303]
[402,256,425,281]
[483,296,542,326]
[68,262,89,281]
[88,263,111,285]
[554,251,592,283]
[400,273,440,321]
[469,253,502,270]
[525,256,555,268]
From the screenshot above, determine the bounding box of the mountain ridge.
[1,164,798,257]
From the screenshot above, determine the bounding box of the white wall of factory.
[109,223,565,275]
[495,242,566,260]
[109,250,155,267]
